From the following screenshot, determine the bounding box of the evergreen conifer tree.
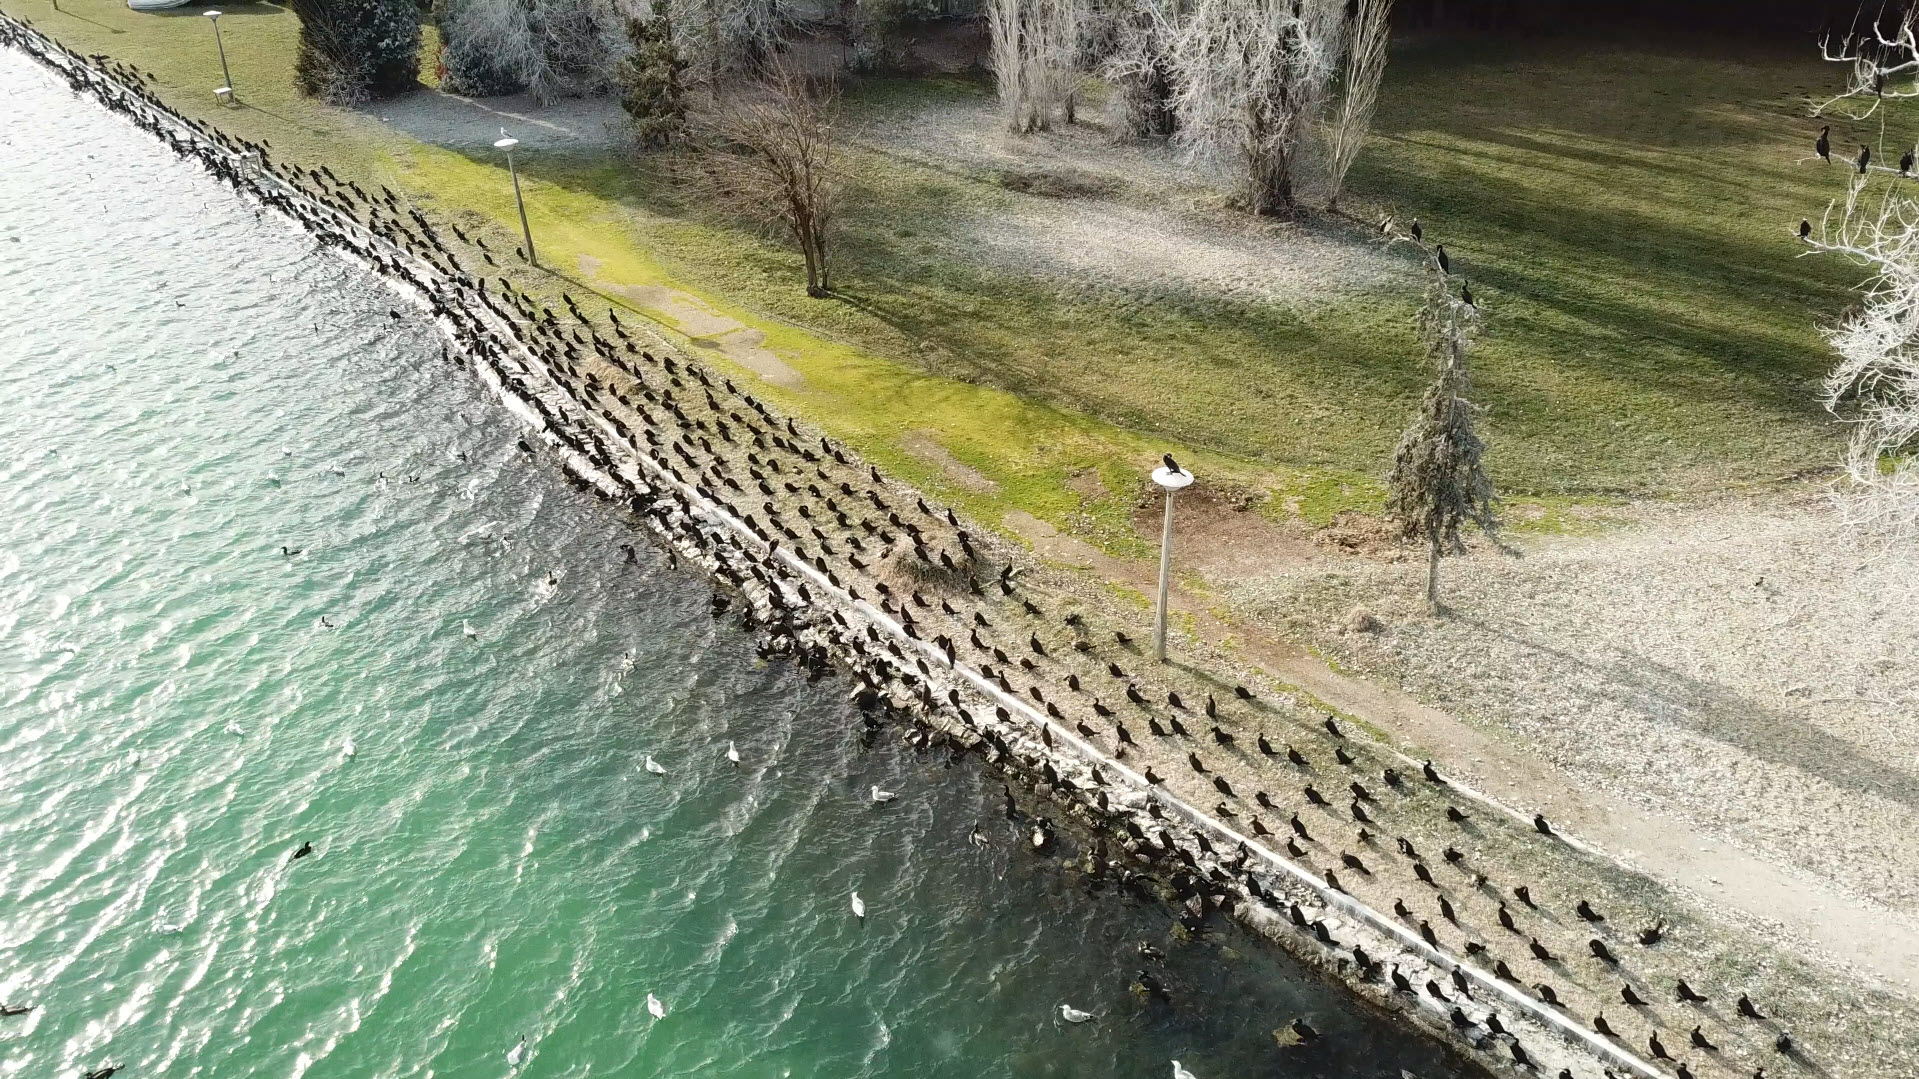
[617,0,689,148]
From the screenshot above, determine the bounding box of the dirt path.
[1004,507,1919,991]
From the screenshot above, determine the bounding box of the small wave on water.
[0,48,1469,1079]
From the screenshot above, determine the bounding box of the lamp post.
[205,10,233,101]
[1150,461,1193,663]
[494,132,537,267]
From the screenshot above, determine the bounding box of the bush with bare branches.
[291,0,420,103]
[1805,7,1919,538]
[676,0,789,82]
[695,63,840,297]
[437,0,625,102]
[1163,0,1344,215]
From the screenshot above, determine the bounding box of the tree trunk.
[1246,139,1296,216]
[1425,533,1441,611]
[799,219,829,298]
[799,220,822,297]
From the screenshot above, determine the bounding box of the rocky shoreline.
[6,15,1887,1079]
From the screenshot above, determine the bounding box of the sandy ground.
[1222,492,1919,925]
[850,88,1408,305]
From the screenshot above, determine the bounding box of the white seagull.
[850,891,866,919]
[506,1035,526,1068]
[462,620,478,639]
[1059,1004,1096,1023]
[223,721,245,737]
[869,785,897,803]
[1172,1061,1198,1079]
[643,755,667,775]
[726,742,740,766]
[646,992,666,1019]
[340,736,357,760]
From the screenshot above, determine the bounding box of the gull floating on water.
[643,755,667,775]
[462,620,478,639]
[850,891,865,919]
[869,785,896,803]
[341,736,356,760]
[646,992,666,1019]
[1059,1004,1096,1023]
[223,721,245,737]
[726,742,740,766]
[506,1035,526,1068]
[1172,1062,1198,1079]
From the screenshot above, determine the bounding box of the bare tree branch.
[1804,4,1919,539]
[693,61,841,297]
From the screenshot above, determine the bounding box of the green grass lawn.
[5,0,1879,555]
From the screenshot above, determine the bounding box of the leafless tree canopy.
[1322,0,1393,211]
[1163,0,1345,215]
[1806,6,1919,538]
[695,63,841,296]
[1386,239,1497,610]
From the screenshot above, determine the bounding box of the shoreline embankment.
[5,16,1890,1079]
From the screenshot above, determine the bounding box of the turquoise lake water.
[0,48,1467,1079]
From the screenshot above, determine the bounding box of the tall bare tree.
[1322,0,1393,211]
[1806,7,1919,539]
[1163,0,1344,215]
[1386,240,1497,610]
[987,0,1086,134]
[698,62,840,297]
[1102,0,1179,140]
